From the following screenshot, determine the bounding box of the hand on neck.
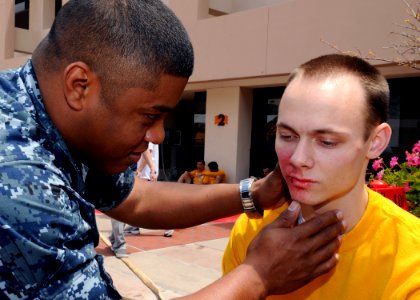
[298,185,369,234]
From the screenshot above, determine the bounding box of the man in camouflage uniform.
[0,0,344,299]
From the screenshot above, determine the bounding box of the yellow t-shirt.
[223,187,420,299]
[189,169,226,184]
[203,170,226,184]
[188,170,208,184]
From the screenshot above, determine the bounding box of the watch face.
[240,178,263,219]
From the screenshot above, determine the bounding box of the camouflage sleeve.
[0,163,120,299]
[83,167,135,212]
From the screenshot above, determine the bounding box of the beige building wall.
[0,0,55,70]
[1,0,419,182]
[15,0,55,53]
[0,0,15,60]
[171,0,420,82]
[205,87,253,182]
[171,0,419,182]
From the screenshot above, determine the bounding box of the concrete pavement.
[95,212,236,299]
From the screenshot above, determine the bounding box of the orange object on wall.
[371,186,409,211]
[214,114,228,126]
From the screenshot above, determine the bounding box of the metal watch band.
[239,178,263,218]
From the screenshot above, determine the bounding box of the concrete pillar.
[205,87,253,183]
[0,0,15,60]
[29,0,55,31]
[168,0,209,28]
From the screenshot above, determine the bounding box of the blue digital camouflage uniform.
[0,59,135,299]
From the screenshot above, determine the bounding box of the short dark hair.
[288,54,389,140]
[34,0,194,99]
[208,161,219,171]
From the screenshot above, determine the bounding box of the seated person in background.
[177,159,207,184]
[222,54,420,299]
[178,160,227,184]
[206,161,226,183]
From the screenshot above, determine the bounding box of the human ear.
[63,62,91,111]
[367,123,392,159]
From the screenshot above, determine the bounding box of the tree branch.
[321,0,419,70]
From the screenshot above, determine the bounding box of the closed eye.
[278,131,299,142]
[146,113,161,121]
[276,122,299,142]
[318,139,339,148]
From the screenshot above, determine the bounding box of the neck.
[300,182,369,234]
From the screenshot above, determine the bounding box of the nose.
[144,119,165,145]
[289,139,314,168]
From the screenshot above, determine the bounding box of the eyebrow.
[277,122,347,136]
[277,122,294,132]
[152,105,174,113]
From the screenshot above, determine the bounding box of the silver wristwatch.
[239,178,263,219]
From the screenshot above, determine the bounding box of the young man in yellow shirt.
[223,54,420,299]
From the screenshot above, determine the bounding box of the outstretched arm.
[108,164,285,229]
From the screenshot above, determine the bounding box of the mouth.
[288,176,316,189]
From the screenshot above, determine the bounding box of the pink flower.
[412,140,420,153]
[372,158,383,171]
[376,169,384,180]
[390,156,399,169]
[406,151,420,167]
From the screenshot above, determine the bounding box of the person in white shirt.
[125,143,174,237]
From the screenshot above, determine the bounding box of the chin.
[107,165,131,174]
[290,192,323,206]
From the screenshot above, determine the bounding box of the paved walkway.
[96,212,237,299]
